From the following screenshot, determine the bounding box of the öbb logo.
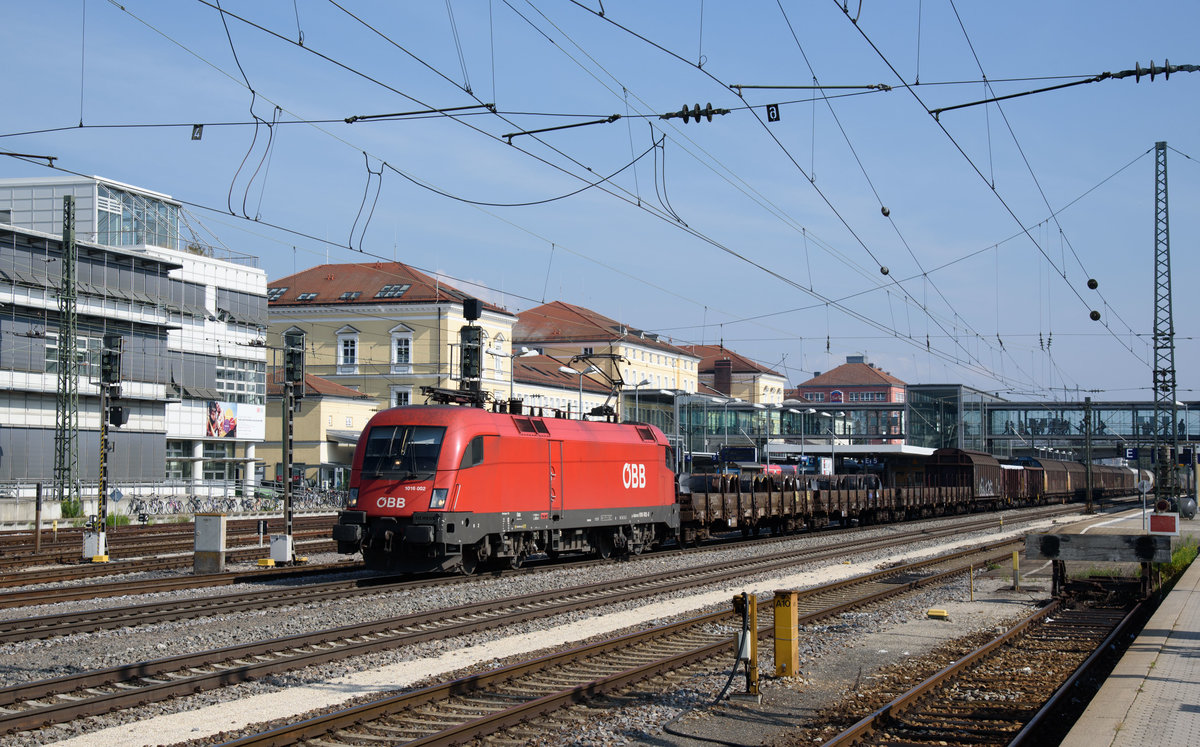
[377,496,407,509]
[622,463,646,489]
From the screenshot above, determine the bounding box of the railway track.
[0,518,336,559]
[0,516,337,576]
[212,544,1020,746]
[0,530,1020,736]
[0,511,1044,642]
[0,500,1090,606]
[0,560,364,612]
[0,535,337,588]
[822,594,1145,745]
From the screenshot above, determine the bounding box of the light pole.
[491,347,538,402]
[723,397,742,447]
[1177,400,1191,494]
[661,389,681,469]
[752,403,767,464]
[632,378,651,421]
[820,411,836,475]
[559,364,601,419]
[707,397,724,452]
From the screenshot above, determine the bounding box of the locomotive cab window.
[362,425,446,480]
[459,435,489,469]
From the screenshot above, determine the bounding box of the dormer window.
[267,287,287,301]
[376,283,411,298]
[297,292,318,301]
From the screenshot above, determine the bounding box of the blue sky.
[4,1,1198,401]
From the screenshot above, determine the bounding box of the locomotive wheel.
[363,548,388,571]
[460,547,481,576]
[507,552,526,570]
[595,531,615,559]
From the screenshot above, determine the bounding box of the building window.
[391,331,412,374]
[390,386,412,408]
[45,333,101,378]
[337,329,359,374]
[345,416,353,428]
[582,346,594,356]
[267,287,287,301]
[203,441,233,481]
[165,440,191,480]
[296,292,318,301]
[338,291,361,301]
[216,357,266,405]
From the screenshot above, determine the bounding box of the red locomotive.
[333,406,677,573]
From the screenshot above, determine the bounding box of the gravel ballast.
[1,511,1071,746]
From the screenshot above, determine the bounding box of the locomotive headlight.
[430,488,448,509]
[347,488,359,508]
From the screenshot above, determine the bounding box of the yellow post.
[747,592,759,696]
[1012,550,1020,591]
[774,590,799,677]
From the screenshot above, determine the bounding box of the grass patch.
[1156,536,1198,580]
[60,498,83,519]
[105,513,131,528]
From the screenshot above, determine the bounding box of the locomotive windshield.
[361,425,446,480]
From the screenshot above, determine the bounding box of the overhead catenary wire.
[225,1,1070,391]
[563,0,1022,388]
[25,1,1132,398]
[832,0,1148,370]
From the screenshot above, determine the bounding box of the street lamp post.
[705,397,723,452]
[1177,401,1192,494]
[559,364,601,419]
[723,397,742,447]
[819,411,836,475]
[632,378,651,422]
[752,403,767,464]
[491,347,538,402]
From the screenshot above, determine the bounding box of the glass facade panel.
[97,184,179,249]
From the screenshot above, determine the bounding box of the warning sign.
[1148,512,1180,536]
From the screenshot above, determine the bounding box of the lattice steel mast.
[53,196,81,512]
[1152,141,1179,504]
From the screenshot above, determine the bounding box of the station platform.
[1061,518,1200,747]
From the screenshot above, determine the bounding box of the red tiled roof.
[515,301,696,357]
[268,261,512,316]
[512,354,611,395]
[679,344,783,377]
[268,370,373,399]
[800,362,907,388]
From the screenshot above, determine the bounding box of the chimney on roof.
[715,359,733,395]
[814,371,821,377]
[847,354,866,364]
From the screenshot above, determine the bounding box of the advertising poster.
[207,400,238,438]
[206,401,266,440]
